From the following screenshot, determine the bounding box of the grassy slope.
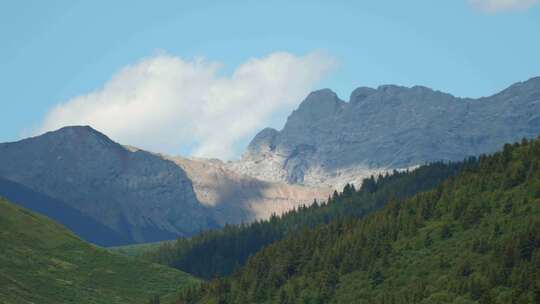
[0,197,198,304]
[109,241,171,257]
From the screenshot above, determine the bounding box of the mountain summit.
[231,77,540,187]
[0,126,217,243]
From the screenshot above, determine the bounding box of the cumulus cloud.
[37,52,335,159]
[468,0,538,12]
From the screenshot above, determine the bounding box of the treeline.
[143,161,467,279]
[177,138,540,303]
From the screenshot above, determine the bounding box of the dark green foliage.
[148,295,161,304]
[143,161,464,279]
[178,137,540,303]
[369,270,384,287]
[440,223,452,239]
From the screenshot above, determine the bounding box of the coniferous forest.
[173,138,540,303]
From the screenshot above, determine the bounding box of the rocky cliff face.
[168,156,330,225]
[230,77,540,188]
[0,126,218,243]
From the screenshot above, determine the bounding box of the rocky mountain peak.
[14,125,125,157]
[0,126,216,243]
[348,84,451,110]
[376,84,408,94]
[494,76,540,101]
[349,86,377,105]
[232,76,540,188]
[245,127,279,156]
[292,88,344,119]
[42,125,109,141]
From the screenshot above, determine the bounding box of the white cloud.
[468,0,538,12]
[37,51,335,159]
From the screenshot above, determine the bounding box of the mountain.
[0,197,198,304]
[178,137,540,304]
[0,126,327,245]
[0,126,218,244]
[0,176,129,246]
[230,77,540,188]
[4,77,538,246]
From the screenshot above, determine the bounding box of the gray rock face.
[168,156,330,225]
[0,126,217,243]
[233,77,540,187]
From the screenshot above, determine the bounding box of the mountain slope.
[0,126,218,244]
[0,197,198,304]
[231,77,540,188]
[181,137,540,303]
[0,176,129,246]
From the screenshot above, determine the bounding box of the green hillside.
[109,241,171,257]
[179,138,540,303]
[0,197,198,304]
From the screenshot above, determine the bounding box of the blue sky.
[2,0,539,157]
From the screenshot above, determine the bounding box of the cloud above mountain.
[468,0,538,12]
[37,51,335,159]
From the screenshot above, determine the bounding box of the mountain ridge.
[2,76,539,246]
[229,76,540,188]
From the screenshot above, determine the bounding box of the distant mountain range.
[0,127,326,245]
[1,76,538,246]
[230,76,540,187]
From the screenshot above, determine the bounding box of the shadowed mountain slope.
[0,176,129,246]
[0,126,218,244]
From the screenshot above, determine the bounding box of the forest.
[173,138,540,303]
